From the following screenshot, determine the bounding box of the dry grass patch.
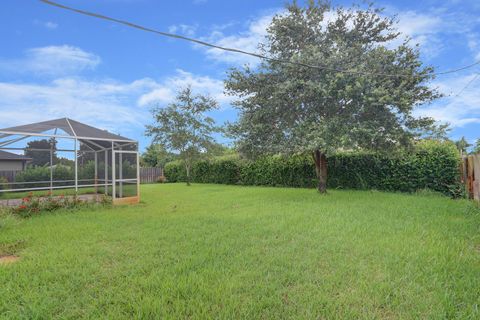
[0,255,19,265]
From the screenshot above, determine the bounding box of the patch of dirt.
[0,255,19,265]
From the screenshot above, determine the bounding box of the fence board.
[473,155,480,201]
[463,155,480,200]
[139,167,163,184]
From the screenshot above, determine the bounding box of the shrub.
[0,177,9,191]
[10,192,112,218]
[163,140,462,197]
[15,165,74,188]
[164,160,187,183]
[195,159,242,184]
[0,177,9,198]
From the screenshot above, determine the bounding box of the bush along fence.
[164,140,463,197]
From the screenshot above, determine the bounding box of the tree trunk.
[185,163,191,186]
[313,150,327,193]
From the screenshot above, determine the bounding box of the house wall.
[0,160,24,171]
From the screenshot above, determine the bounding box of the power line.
[453,73,480,97]
[40,0,480,79]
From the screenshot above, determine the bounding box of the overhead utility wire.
[453,73,480,97]
[41,0,480,79]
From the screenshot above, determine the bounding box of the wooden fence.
[462,154,480,200]
[1,168,163,184]
[139,167,164,184]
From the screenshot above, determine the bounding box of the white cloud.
[0,69,232,138]
[467,33,480,61]
[137,69,232,107]
[0,42,232,140]
[33,20,58,30]
[388,7,480,59]
[0,45,100,76]
[394,11,443,41]
[193,5,480,130]
[390,11,444,57]
[415,73,480,127]
[0,78,148,136]
[44,21,58,29]
[197,4,479,65]
[138,87,174,106]
[198,8,439,65]
[168,24,197,37]
[200,11,279,66]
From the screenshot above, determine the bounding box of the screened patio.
[0,118,139,205]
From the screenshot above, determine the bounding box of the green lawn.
[1,184,479,319]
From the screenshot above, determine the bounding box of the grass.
[0,183,479,319]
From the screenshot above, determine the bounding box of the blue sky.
[1,0,480,152]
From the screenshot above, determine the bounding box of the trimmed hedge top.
[164,140,462,197]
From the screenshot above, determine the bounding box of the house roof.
[0,150,31,161]
[0,118,136,150]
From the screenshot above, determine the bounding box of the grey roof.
[0,118,134,142]
[0,150,31,161]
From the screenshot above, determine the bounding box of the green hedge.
[164,140,462,196]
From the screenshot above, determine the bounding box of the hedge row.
[164,140,462,196]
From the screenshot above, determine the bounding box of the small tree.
[225,1,441,193]
[472,139,480,155]
[146,87,219,185]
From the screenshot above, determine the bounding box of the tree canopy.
[146,86,219,185]
[25,139,57,167]
[141,144,178,168]
[454,136,471,155]
[225,0,442,192]
[472,139,480,155]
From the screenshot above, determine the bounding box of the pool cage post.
[94,151,98,194]
[74,138,78,193]
[112,141,115,201]
[104,149,108,195]
[50,138,54,193]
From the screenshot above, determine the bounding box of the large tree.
[225,1,441,193]
[146,86,219,185]
[25,138,58,167]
